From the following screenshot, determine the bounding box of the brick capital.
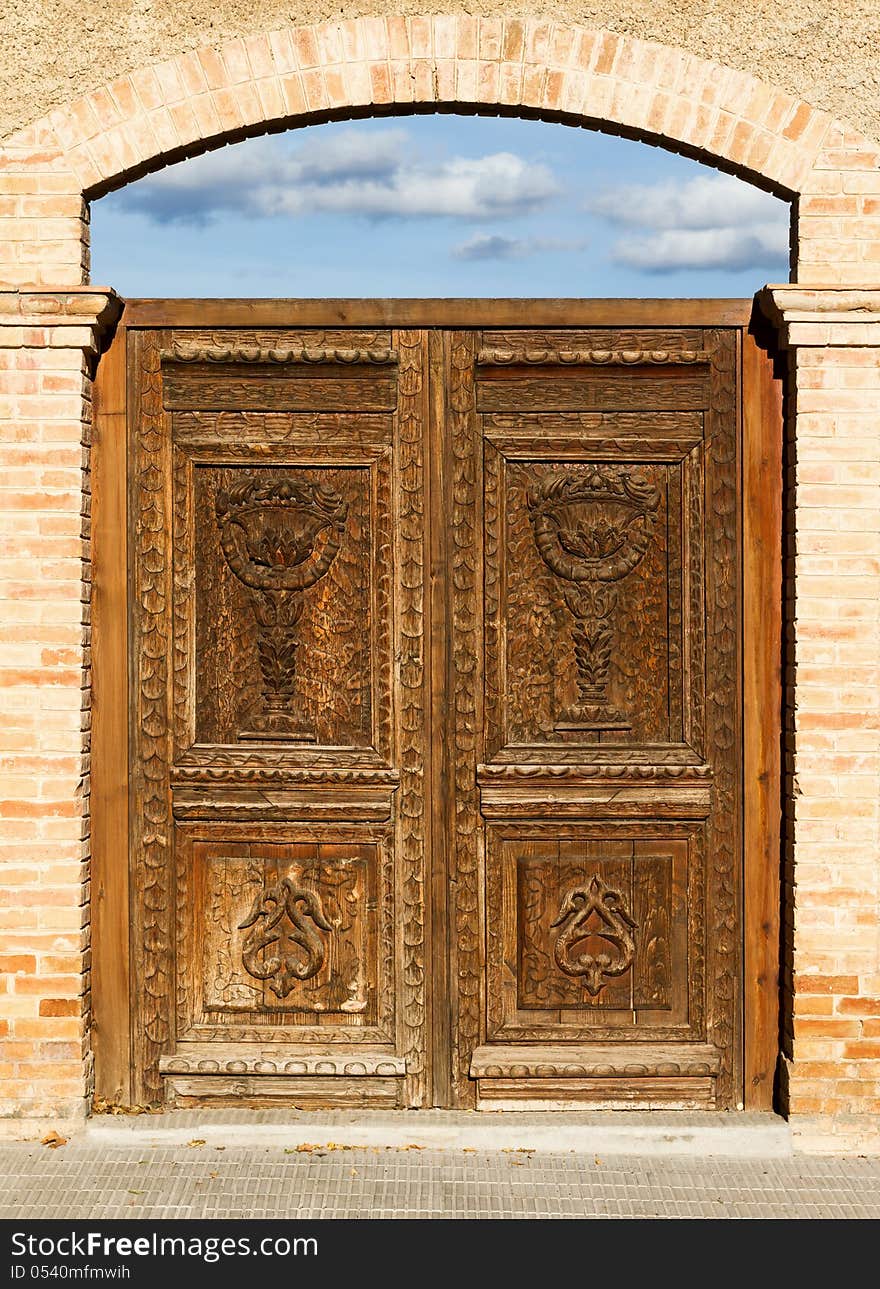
[0,287,123,354]
[758,284,880,347]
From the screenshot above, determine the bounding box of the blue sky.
[90,114,791,297]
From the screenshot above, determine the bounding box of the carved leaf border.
[395,330,428,1105]
[131,332,174,1101]
[448,331,483,1105]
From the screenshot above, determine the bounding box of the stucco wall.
[2,1,880,148]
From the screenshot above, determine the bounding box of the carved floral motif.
[527,465,660,731]
[215,475,348,741]
[238,876,334,999]
[551,874,638,997]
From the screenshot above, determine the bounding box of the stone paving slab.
[2,1141,880,1219]
[81,1109,793,1157]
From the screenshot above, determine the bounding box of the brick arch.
[54,18,830,195]
[4,14,877,289]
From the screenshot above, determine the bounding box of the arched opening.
[89,112,792,297]
[88,103,786,1116]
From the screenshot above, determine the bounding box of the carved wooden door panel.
[128,328,429,1107]
[446,328,743,1110]
[126,316,744,1110]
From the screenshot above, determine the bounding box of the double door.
[95,303,778,1111]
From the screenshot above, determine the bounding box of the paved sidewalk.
[2,1140,880,1219]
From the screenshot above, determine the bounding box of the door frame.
[90,298,782,1111]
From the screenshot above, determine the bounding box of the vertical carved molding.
[395,330,428,1106]
[483,443,503,755]
[171,447,193,1044]
[448,331,483,1106]
[705,330,741,1107]
[375,450,396,1041]
[374,448,394,762]
[688,828,707,1038]
[685,452,707,756]
[665,466,684,741]
[171,448,193,754]
[131,332,174,1102]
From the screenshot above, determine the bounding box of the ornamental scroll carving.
[550,874,638,997]
[215,475,348,741]
[527,465,660,732]
[238,876,334,999]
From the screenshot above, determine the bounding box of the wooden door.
[444,327,742,1110]
[126,325,430,1108]
[95,302,779,1112]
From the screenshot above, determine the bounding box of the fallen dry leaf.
[187,1138,206,1147]
[92,1095,160,1116]
[41,1131,67,1149]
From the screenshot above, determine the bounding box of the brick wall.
[758,289,880,1150]
[0,291,119,1122]
[0,17,878,1146]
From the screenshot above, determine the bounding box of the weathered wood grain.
[90,321,131,1105]
[102,304,777,1113]
[123,300,752,329]
[743,325,783,1111]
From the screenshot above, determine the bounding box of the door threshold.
[84,1108,791,1158]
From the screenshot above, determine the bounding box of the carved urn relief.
[215,475,348,741]
[527,465,660,732]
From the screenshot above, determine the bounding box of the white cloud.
[587,172,790,274]
[588,173,782,231]
[615,225,789,273]
[452,233,588,261]
[119,130,560,224]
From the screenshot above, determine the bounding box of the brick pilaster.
[0,288,121,1121]
[759,286,880,1149]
